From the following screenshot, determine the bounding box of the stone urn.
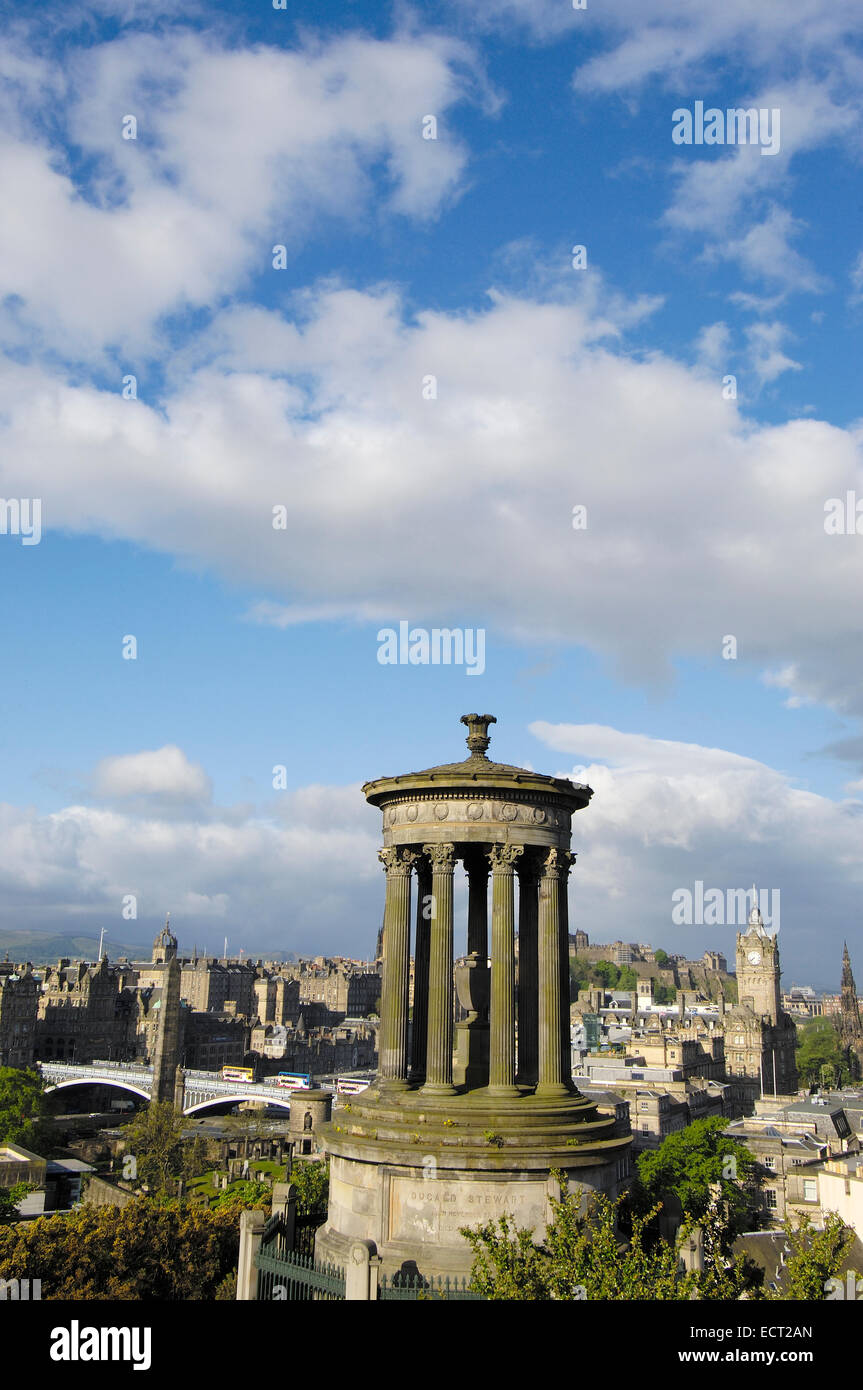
[455,952,490,1023]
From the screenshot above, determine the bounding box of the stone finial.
[461,713,497,758]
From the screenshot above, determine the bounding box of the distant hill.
[0,928,303,966]
[0,929,151,965]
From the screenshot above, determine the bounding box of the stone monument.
[316,715,631,1277]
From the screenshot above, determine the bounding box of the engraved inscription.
[389,1176,547,1245]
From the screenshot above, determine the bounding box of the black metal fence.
[257,1246,346,1301]
[254,1209,484,1300]
[379,1272,484,1301]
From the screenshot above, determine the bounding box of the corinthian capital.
[487,843,524,872]
[540,847,574,879]
[423,843,456,872]
[378,847,419,877]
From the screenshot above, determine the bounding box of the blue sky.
[1,0,862,986]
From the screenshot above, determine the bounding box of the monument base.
[315,1084,629,1278]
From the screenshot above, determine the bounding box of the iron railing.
[256,1247,345,1301]
[379,1272,483,1301]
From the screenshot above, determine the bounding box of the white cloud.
[0,774,382,956]
[743,320,802,385]
[661,81,855,294]
[92,745,212,805]
[3,278,863,714]
[570,3,863,92]
[528,721,863,985]
[0,27,486,360]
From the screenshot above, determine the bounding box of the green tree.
[618,965,638,991]
[211,1179,271,1210]
[653,982,677,1005]
[796,1019,850,1088]
[569,957,590,995]
[0,1182,34,1225]
[124,1101,186,1194]
[181,1136,209,1181]
[654,949,669,967]
[763,1213,856,1300]
[462,1179,752,1301]
[0,1194,254,1299]
[289,1159,329,1218]
[634,1117,763,1250]
[592,960,620,989]
[0,1067,50,1151]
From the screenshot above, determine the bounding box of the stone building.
[723,1116,827,1226]
[35,958,139,1063]
[722,894,798,1101]
[182,1012,249,1071]
[285,958,380,1020]
[0,963,38,1068]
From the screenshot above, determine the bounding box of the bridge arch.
[44,1076,152,1103]
[183,1093,293,1116]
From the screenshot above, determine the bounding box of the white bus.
[335,1075,372,1095]
[275,1071,312,1091]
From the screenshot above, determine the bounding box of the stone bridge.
[38,1061,298,1115]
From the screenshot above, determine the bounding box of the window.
[803,1180,817,1202]
[763,1155,776,1169]
[765,1190,777,1209]
[640,1101,649,1111]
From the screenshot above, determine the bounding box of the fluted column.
[488,843,523,1094]
[558,850,575,1089]
[465,851,489,959]
[377,848,417,1088]
[410,855,432,1082]
[422,843,456,1096]
[537,848,567,1096]
[516,855,539,1086]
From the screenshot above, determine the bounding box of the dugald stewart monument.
[316,714,631,1277]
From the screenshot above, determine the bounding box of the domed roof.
[363,714,592,810]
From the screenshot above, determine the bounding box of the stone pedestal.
[453,1020,489,1090]
[316,1086,630,1278]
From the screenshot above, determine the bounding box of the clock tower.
[724,885,797,1108]
[735,889,780,1024]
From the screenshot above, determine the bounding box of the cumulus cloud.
[0,775,383,956]
[2,278,862,714]
[528,721,863,986]
[0,26,487,360]
[92,745,212,805]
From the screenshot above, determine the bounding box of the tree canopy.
[462,1179,752,1301]
[0,1067,50,1151]
[289,1159,329,1218]
[123,1100,187,1193]
[0,1191,265,1299]
[796,1018,852,1088]
[633,1117,763,1247]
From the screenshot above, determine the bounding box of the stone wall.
[83,1174,137,1208]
